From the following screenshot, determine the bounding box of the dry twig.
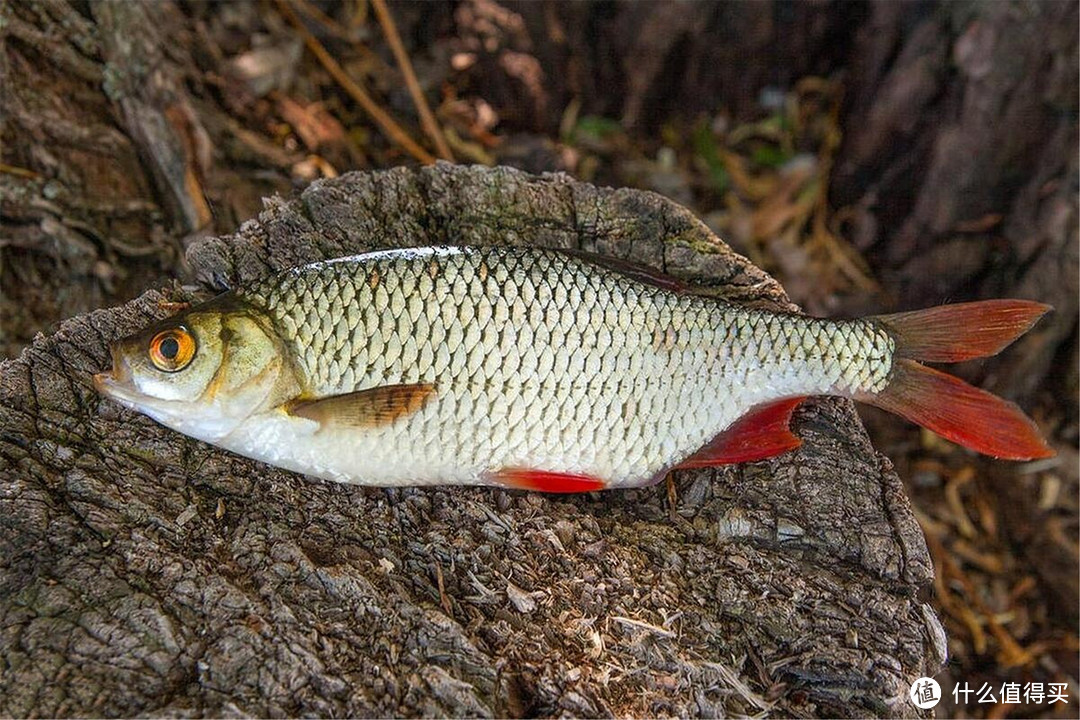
[701,660,775,712]
[291,0,356,40]
[276,0,435,165]
[610,615,676,638]
[0,163,41,179]
[371,0,454,161]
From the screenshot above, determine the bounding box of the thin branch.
[0,163,41,179]
[291,0,355,40]
[370,0,454,161]
[610,615,676,638]
[276,0,435,165]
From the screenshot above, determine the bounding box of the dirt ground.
[2,1,1077,717]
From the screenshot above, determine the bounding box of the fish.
[93,245,1054,492]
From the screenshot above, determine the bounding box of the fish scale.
[226,246,894,487]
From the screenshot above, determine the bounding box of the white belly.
[213,353,834,490]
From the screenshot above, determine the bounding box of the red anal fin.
[676,397,806,468]
[488,468,608,493]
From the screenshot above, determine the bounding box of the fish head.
[94,300,298,442]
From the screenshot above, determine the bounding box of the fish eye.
[149,327,196,372]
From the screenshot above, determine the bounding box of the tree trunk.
[2,163,941,717]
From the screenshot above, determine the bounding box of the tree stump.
[1,164,942,717]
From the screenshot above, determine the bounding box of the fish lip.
[91,371,110,394]
[93,344,133,400]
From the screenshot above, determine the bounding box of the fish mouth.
[93,344,134,401]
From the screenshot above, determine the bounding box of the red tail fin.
[862,359,1053,460]
[875,299,1050,363]
[866,299,1053,459]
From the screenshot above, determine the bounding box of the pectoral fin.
[286,383,436,428]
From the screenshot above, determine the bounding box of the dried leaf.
[227,40,303,97]
[506,581,537,613]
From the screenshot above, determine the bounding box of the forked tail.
[860,300,1054,460]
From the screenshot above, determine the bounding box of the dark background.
[2,1,1076,716]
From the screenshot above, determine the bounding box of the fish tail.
[874,299,1051,362]
[858,300,1054,460]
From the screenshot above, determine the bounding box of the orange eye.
[149,327,196,372]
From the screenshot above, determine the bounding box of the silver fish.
[94,245,1053,492]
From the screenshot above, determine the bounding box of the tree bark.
[451,0,862,134]
[2,163,941,717]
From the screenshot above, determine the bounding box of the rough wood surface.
[1,164,941,718]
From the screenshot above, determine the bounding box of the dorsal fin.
[557,248,685,293]
[676,397,806,468]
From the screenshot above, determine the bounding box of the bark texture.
[2,164,941,717]
[452,0,861,133]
